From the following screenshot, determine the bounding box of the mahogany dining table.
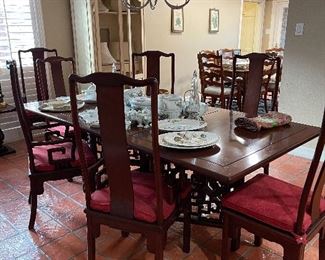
[24,101,320,226]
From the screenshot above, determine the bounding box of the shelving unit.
[70,0,144,78]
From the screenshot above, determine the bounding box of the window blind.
[0,0,44,141]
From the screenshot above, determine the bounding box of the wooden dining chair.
[230,53,269,117]
[18,47,58,102]
[261,56,281,113]
[18,47,58,127]
[222,107,325,260]
[197,51,240,108]
[69,72,191,260]
[132,50,175,95]
[36,56,76,137]
[7,60,96,230]
[230,53,273,174]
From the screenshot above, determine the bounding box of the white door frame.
[269,0,289,48]
[239,0,265,52]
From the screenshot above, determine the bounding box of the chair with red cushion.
[69,72,191,260]
[221,108,325,260]
[7,60,96,230]
[18,47,58,126]
[132,50,175,95]
[36,56,77,138]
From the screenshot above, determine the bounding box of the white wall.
[280,0,325,152]
[143,0,242,95]
[41,0,74,94]
[41,0,74,58]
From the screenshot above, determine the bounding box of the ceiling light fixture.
[121,0,190,10]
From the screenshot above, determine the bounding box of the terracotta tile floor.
[0,140,322,259]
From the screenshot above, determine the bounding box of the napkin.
[235,112,292,132]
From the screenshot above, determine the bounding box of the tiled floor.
[0,140,322,259]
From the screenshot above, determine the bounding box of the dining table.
[24,101,320,227]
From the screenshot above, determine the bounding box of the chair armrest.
[47,146,67,164]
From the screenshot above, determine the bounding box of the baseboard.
[289,146,325,161]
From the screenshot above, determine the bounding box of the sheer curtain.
[0,0,44,141]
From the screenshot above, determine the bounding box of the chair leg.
[320,228,325,259]
[230,225,241,251]
[283,244,305,260]
[254,235,263,246]
[264,94,268,113]
[28,191,31,204]
[182,196,191,253]
[28,193,37,230]
[263,163,270,175]
[87,219,96,260]
[221,213,231,260]
[147,233,164,260]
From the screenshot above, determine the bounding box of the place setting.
[39,96,85,112]
[159,131,219,150]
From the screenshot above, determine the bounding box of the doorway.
[269,0,289,48]
[240,0,265,54]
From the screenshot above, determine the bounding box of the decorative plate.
[158,119,207,131]
[40,100,85,112]
[159,131,219,149]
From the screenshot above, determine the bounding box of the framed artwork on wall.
[209,8,219,33]
[171,8,184,33]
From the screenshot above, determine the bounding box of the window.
[0,0,44,141]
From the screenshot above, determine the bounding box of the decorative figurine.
[184,70,201,119]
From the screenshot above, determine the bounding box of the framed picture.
[171,8,184,33]
[209,8,219,33]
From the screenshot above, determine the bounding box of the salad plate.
[40,100,85,112]
[158,118,207,131]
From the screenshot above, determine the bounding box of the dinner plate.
[158,118,207,131]
[159,133,218,149]
[39,101,85,112]
[162,131,219,147]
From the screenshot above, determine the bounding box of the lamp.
[121,0,190,10]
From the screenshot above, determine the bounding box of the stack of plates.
[159,131,219,149]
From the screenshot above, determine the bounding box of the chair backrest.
[132,50,175,95]
[262,56,281,91]
[36,56,76,97]
[219,48,236,59]
[265,47,284,59]
[233,53,273,117]
[7,60,35,171]
[296,108,325,234]
[18,47,58,102]
[69,72,166,222]
[197,52,225,94]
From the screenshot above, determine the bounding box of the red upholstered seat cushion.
[222,174,325,234]
[90,171,183,223]
[32,142,96,172]
[48,125,74,136]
